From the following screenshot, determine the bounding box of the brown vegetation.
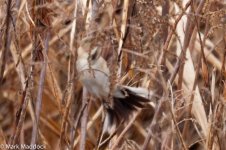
[0,0,226,150]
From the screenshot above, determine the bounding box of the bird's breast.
[78,70,110,99]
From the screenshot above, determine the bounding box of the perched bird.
[76,37,154,137]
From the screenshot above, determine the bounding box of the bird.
[76,37,154,141]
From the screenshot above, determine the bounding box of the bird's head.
[77,37,102,62]
[76,36,104,73]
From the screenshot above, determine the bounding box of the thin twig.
[158,0,192,66]
[0,0,12,83]
[70,101,88,150]
[111,111,141,149]
[30,31,50,148]
[79,87,89,150]
[177,0,205,90]
[10,58,35,145]
[168,82,188,150]
[182,0,207,139]
[59,82,74,149]
[141,97,165,150]
[117,0,129,78]
[73,106,102,147]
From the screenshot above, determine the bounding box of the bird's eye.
[90,50,98,61]
[88,47,100,61]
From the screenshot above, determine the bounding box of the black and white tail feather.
[99,85,153,148]
[103,86,152,134]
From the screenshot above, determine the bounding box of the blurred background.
[0,0,226,149]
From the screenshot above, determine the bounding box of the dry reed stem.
[0,127,7,150]
[73,105,103,146]
[79,88,89,150]
[142,97,165,150]
[182,1,210,140]
[1,0,226,149]
[30,31,50,149]
[175,0,208,138]
[117,0,129,78]
[158,0,192,66]
[0,0,12,83]
[3,22,73,79]
[111,110,141,149]
[10,35,35,146]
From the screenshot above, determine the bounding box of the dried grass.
[0,0,226,150]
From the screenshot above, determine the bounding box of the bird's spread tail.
[98,86,155,148]
[102,86,152,135]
